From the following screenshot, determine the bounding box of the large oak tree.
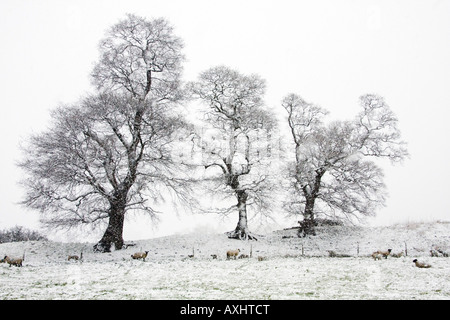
[19,14,190,251]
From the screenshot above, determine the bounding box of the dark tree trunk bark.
[93,201,126,252]
[298,195,316,237]
[298,196,317,237]
[227,189,257,241]
[298,169,325,237]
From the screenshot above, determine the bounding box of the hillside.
[1,221,449,299]
[2,220,449,263]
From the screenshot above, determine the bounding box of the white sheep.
[131,251,149,261]
[413,259,432,268]
[3,255,24,267]
[226,249,240,260]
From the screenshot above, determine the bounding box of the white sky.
[1,0,449,241]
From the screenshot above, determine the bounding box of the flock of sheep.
[129,248,260,261]
[1,245,444,269]
[0,247,264,267]
[126,247,438,268]
[370,248,434,268]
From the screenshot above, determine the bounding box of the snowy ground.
[1,221,449,300]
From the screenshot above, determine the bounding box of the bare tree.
[18,14,191,252]
[282,93,408,236]
[188,66,278,240]
[91,14,184,102]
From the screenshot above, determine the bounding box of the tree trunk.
[93,202,125,252]
[227,189,257,241]
[298,170,324,237]
[298,196,317,237]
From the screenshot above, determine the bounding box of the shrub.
[0,225,47,243]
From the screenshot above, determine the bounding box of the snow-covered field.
[1,221,449,300]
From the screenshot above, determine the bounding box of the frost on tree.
[18,14,192,252]
[283,93,409,236]
[188,66,279,241]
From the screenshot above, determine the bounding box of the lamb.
[226,249,240,260]
[413,259,432,268]
[3,255,24,267]
[238,254,249,259]
[131,251,149,261]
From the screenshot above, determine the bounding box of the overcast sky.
[1,0,449,241]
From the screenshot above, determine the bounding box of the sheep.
[131,251,149,261]
[379,248,392,258]
[68,251,83,261]
[226,249,240,260]
[238,254,249,259]
[373,249,392,259]
[257,256,267,261]
[413,259,432,268]
[210,254,217,259]
[3,255,24,267]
